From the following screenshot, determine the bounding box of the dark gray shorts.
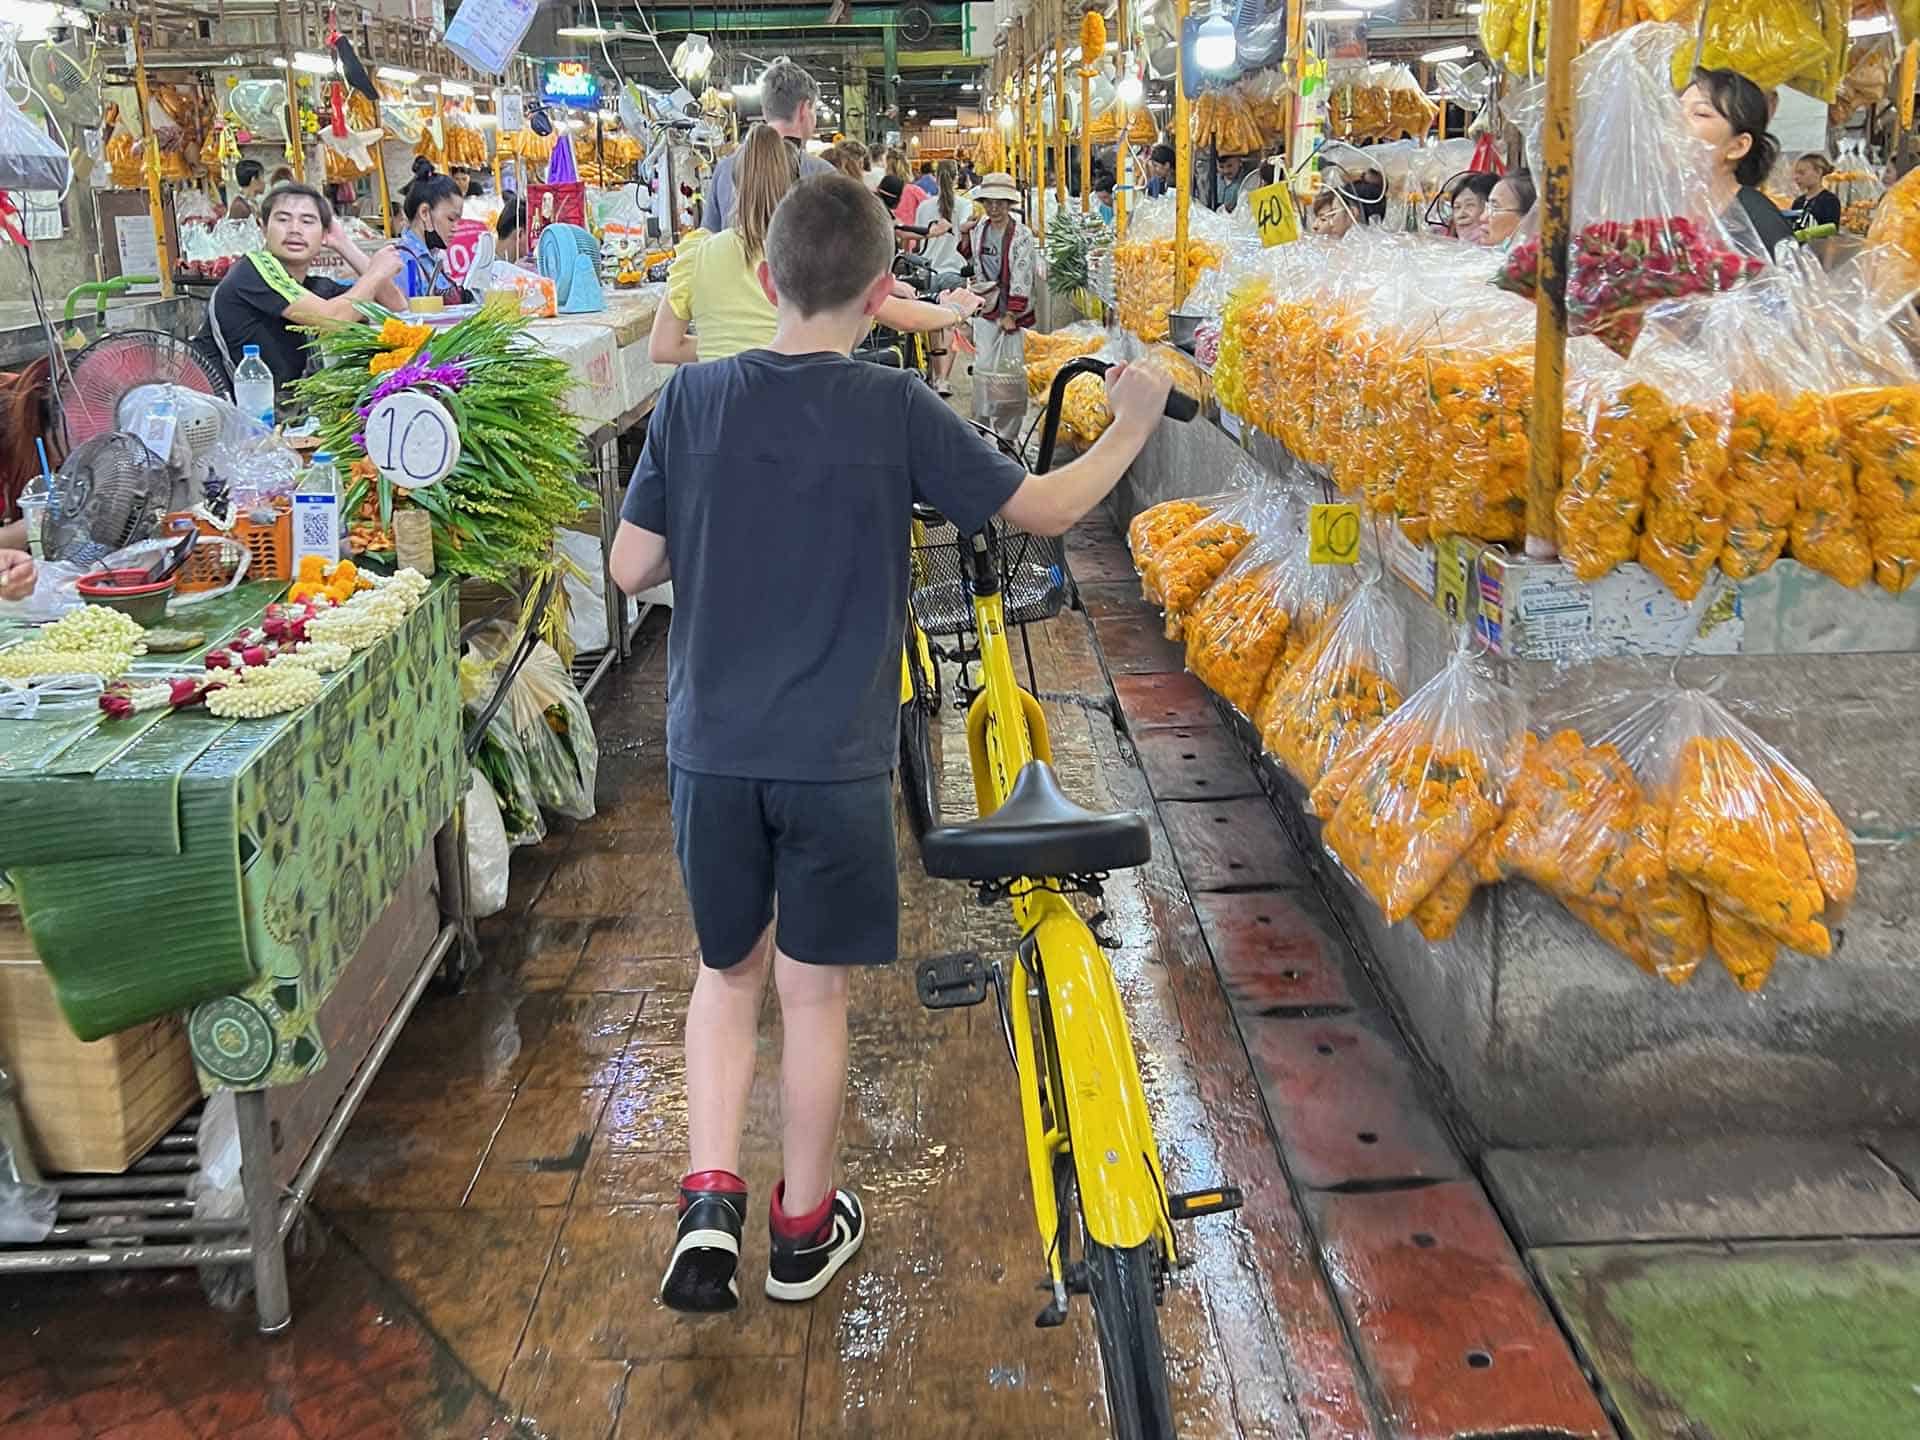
[668,765,900,970]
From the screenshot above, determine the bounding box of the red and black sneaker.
[660,1170,748,1313]
[765,1182,865,1303]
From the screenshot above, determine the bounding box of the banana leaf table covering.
[0,580,462,1091]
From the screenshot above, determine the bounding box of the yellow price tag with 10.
[1309,502,1361,565]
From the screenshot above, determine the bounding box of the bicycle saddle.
[919,761,1150,882]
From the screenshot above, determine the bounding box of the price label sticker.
[1245,180,1300,248]
[366,390,461,490]
[1309,502,1361,565]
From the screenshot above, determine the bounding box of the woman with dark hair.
[1448,170,1500,242]
[1681,68,1794,258]
[396,167,470,303]
[914,159,971,395]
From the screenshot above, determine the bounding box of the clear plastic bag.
[1257,574,1409,799]
[1113,194,1231,343]
[1677,0,1832,94]
[1502,26,1765,353]
[464,765,511,917]
[1310,637,1520,927]
[1646,687,1855,961]
[1129,495,1229,576]
[1140,463,1284,637]
[0,43,70,193]
[465,623,600,823]
[1023,321,1107,399]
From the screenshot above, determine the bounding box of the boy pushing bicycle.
[610,173,1170,1313]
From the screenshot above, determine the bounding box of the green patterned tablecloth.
[0,581,462,1090]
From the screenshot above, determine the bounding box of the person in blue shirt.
[612,171,1170,1318]
[1146,143,1175,198]
[394,163,470,304]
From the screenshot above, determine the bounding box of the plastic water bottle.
[292,451,341,568]
[233,344,275,429]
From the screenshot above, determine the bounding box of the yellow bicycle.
[911,360,1237,1439]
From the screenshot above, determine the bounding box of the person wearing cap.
[958,171,1036,362]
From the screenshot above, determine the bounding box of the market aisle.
[0,562,1369,1440]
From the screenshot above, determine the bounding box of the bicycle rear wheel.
[1083,1238,1177,1440]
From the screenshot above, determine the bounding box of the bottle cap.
[242,344,261,357]
[312,452,333,464]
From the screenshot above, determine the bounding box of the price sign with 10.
[366,390,461,490]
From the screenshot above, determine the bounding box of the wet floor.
[0,533,1365,1440]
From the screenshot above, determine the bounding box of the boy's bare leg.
[685,924,774,1177]
[772,949,851,1217]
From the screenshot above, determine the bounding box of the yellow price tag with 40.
[1309,502,1361,565]
[1245,180,1300,248]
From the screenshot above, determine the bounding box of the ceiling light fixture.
[376,65,419,82]
[1303,8,1365,18]
[931,116,959,127]
[1849,13,1893,33]
[439,79,473,96]
[1419,42,1472,60]
[555,24,609,37]
[1194,1,1238,71]
[288,50,335,74]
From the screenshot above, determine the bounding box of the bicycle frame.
[963,544,1178,1274]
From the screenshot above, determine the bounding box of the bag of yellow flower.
[1139,462,1279,635]
[1183,501,1360,718]
[1643,687,1855,976]
[1113,195,1230,344]
[1024,322,1107,399]
[1313,631,1522,926]
[1259,574,1409,801]
[1672,0,1830,93]
[1421,298,1540,547]
[1129,497,1224,576]
[1621,311,1735,599]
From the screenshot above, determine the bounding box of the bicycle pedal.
[1169,1185,1246,1221]
[1034,1297,1068,1328]
[915,951,988,1009]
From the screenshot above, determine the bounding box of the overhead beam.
[617,6,964,31]
[855,48,980,67]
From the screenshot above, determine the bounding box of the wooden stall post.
[1524,0,1576,557]
[130,24,174,299]
[1173,0,1191,295]
[1283,0,1308,175]
[1032,50,1048,243]
[373,137,395,237]
[1055,5,1069,211]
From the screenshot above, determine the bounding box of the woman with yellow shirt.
[649,124,978,366]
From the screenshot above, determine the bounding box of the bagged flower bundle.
[1259,577,1409,799]
[1140,464,1280,635]
[1311,640,1520,928]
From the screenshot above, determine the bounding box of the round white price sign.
[365,390,460,489]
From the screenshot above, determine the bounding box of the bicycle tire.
[899,697,939,840]
[1083,1237,1178,1440]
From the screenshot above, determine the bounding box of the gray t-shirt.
[707,139,834,231]
[622,351,1027,782]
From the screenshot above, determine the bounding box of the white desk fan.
[537,223,606,314]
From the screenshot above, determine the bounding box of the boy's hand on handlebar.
[1106,362,1174,434]
[939,288,982,318]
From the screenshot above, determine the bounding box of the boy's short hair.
[766,173,892,318]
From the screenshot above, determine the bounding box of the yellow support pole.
[1283,0,1309,176]
[1173,0,1192,296]
[1032,54,1047,243]
[130,24,174,299]
[1079,61,1091,212]
[1901,40,1918,134]
[1054,6,1069,211]
[1525,0,1576,557]
[1114,0,1131,236]
[373,138,395,238]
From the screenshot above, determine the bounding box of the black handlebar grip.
[1162,389,1199,423]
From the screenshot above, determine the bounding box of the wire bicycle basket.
[909,515,1068,637]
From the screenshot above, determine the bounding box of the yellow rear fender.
[1028,898,1172,1254]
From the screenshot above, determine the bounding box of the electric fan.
[40,434,169,566]
[58,331,227,452]
[537,224,607,314]
[27,31,103,130]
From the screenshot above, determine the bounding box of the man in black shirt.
[199,183,405,393]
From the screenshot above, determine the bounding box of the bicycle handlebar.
[1036,357,1198,476]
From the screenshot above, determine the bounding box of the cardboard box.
[0,913,200,1174]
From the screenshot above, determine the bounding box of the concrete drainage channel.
[1071,524,1618,1440]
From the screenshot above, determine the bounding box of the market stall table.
[0,580,466,1332]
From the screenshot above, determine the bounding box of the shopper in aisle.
[649,126,978,365]
[1146,143,1176,197]
[707,57,834,230]
[1681,68,1795,258]
[1787,153,1842,231]
[884,150,923,224]
[1482,170,1537,249]
[611,171,1171,1316]
[915,160,940,196]
[820,139,869,181]
[958,171,1037,369]
[913,159,972,396]
[199,183,405,391]
[395,165,471,304]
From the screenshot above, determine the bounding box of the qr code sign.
[294,496,338,558]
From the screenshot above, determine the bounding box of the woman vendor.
[958,171,1037,359]
[395,166,472,305]
[1680,68,1795,258]
[199,183,406,393]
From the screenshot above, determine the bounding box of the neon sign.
[539,61,600,108]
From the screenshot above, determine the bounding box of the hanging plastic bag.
[0,55,71,193]
[1643,686,1855,973]
[464,766,511,918]
[465,622,599,823]
[1113,194,1231,342]
[1183,500,1359,718]
[1676,0,1831,94]
[1501,26,1766,355]
[1310,633,1521,927]
[1140,461,1282,637]
[1129,494,1229,575]
[1257,574,1409,800]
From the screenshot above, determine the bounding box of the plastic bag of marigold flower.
[1139,458,1292,639]
[1495,24,1767,356]
[1308,615,1523,933]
